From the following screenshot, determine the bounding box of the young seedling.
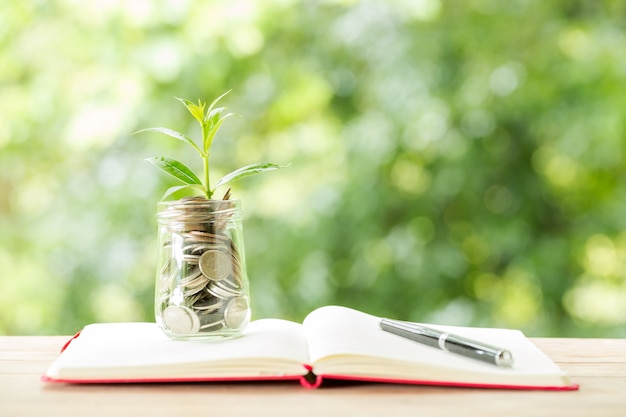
[136,91,282,200]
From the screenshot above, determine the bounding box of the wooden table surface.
[1,336,625,417]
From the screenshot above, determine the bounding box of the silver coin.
[182,254,200,265]
[185,242,215,255]
[206,283,233,299]
[193,296,223,311]
[162,305,200,334]
[181,275,207,293]
[179,268,202,285]
[183,283,207,297]
[199,249,232,281]
[158,271,173,289]
[186,231,232,247]
[224,297,250,329]
[213,279,243,297]
[185,291,206,307]
[198,312,225,331]
[217,275,242,292]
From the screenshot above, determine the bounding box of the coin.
[193,295,223,311]
[218,275,242,290]
[157,197,249,336]
[182,254,200,265]
[162,305,200,334]
[158,257,176,289]
[180,268,208,297]
[180,268,202,285]
[185,291,206,307]
[224,297,250,329]
[199,249,232,281]
[183,281,207,297]
[212,278,243,296]
[206,282,234,299]
[184,242,214,255]
[198,312,225,331]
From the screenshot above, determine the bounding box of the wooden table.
[1,337,625,417]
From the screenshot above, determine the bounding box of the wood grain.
[1,337,625,417]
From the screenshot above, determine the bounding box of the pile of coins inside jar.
[156,197,250,338]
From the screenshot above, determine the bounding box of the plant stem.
[203,153,212,199]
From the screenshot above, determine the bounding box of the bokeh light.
[1,0,625,337]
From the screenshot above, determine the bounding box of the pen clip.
[381,318,434,337]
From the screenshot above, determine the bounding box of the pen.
[379,318,514,368]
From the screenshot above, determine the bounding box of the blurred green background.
[1,0,625,337]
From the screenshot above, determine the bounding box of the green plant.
[136,91,282,200]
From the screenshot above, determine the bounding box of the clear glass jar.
[155,197,251,340]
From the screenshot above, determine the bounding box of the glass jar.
[155,197,251,340]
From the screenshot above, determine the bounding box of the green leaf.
[203,112,236,153]
[146,157,202,185]
[204,90,231,121]
[160,184,206,201]
[212,162,284,191]
[134,127,202,155]
[175,97,206,124]
[206,107,226,129]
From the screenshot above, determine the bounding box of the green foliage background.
[1,0,625,336]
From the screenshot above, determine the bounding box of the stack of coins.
[156,197,250,337]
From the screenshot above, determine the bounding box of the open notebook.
[43,305,577,390]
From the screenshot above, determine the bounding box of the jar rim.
[157,197,240,207]
[157,198,241,221]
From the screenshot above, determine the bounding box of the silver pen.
[379,318,514,368]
